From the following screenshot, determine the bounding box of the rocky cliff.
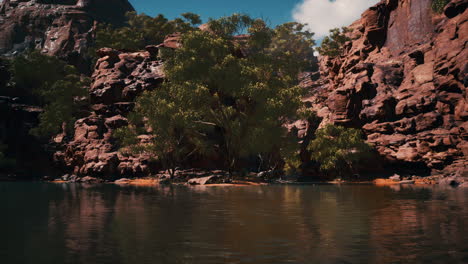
[55,0,467,179]
[27,0,467,179]
[54,47,165,178]
[303,0,467,176]
[0,0,134,71]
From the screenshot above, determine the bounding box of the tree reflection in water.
[0,183,467,264]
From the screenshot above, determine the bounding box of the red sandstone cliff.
[302,0,467,176]
[55,0,467,178]
[0,0,134,70]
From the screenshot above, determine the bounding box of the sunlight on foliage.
[316,27,351,57]
[118,14,316,175]
[94,11,201,51]
[308,124,372,176]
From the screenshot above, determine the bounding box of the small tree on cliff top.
[95,11,201,51]
[308,124,372,177]
[316,27,351,58]
[118,14,315,175]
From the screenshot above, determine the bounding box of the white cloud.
[292,0,379,39]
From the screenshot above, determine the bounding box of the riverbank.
[47,172,468,188]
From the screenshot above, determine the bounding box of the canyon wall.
[0,0,133,70]
[1,0,466,178]
[303,0,467,176]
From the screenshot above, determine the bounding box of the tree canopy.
[2,51,90,138]
[316,27,351,58]
[94,11,202,51]
[118,14,315,175]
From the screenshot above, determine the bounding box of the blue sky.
[128,0,379,38]
[128,0,303,28]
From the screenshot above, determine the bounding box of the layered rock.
[55,0,467,179]
[54,47,164,178]
[0,0,134,70]
[305,0,467,175]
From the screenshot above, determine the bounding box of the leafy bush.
[30,72,90,138]
[432,0,449,13]
[9,51,75,102]
[308,124,372,177]
[118,14,315,175]
[94,11,201,51]
[316,27,351,57]
[8,51,90,138]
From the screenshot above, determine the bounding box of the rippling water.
[1,183,467,264]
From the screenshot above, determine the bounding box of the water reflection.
[0,183,467,264]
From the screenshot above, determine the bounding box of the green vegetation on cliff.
[117,14,315,175]
[95,11,201,51]
[308,124,372,177]
[316,27,351,57]
[432,0,449,13]
[4,51,90,138]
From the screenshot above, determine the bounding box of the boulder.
[188,175,227,185]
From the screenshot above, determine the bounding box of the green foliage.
[120,14,315,175]
[308,124,372,176]
[7,51,71,103]
[431,0,449,13]
[30,73,90,138]
[316,27,351,57]
[115,84,208,178]
[269,22,316,72]
[282,111,321,176]
[7,51,89,138]
[94,11,201,51]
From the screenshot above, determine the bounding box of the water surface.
[1,183,467,264]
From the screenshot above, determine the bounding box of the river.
[1,183,467,264]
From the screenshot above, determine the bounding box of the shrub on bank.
[308,124,373,178]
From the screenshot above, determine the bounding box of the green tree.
[30,71,90,138]
[94,11,201,51]
[119,14,315,175]
[8,51,89,138]
[316,27,351,57]
[8,51,71,103]
[308,124,372,177]
[114,84,208,178]
[431,0,449,13]
[269,22,316,72]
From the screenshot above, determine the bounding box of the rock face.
[54,0,466,179]
[305,0,467,175]
[54,47,164,178]
[0,0,134,70]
